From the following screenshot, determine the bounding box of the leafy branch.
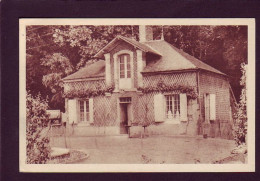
[64,85,115,98]
[137,79,198,99]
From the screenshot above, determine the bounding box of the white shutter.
[204,94,210,123]
[89,98,94,123]
[210,94,216,120]
[68,99,77,124]
[180,93,188,122]
[154,93,165,122]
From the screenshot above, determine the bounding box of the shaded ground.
[50,135,237,164]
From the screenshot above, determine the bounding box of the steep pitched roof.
[63,37,225,81]
[143,40,225,75]
[94,35,161,58]
[63,60,105,81]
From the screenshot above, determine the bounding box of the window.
[204,93,216,122]
[79,99,90,122]
[119,54,131,78]
[165,95,180,119]
[119,97,132,103]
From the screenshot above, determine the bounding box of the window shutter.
[89,98,94,123]
[68,99,77,124]
[210,94,216,120]
[154,93,165,122]
[204,94,210,123]
[180,93,188,122]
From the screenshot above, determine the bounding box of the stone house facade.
[62,26,235,138]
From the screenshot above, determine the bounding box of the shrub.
[26,92,51,163]
[233,63,247,145]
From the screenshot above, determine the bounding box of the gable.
[94,35,161,59]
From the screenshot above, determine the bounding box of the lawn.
[50,135,236,164]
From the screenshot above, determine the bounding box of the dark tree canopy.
[26,25,247,110]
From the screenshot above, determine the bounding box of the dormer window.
[113,50,134,91]
[117,53,132,90]
[119,54,131,78]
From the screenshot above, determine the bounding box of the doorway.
[119,97,132,134]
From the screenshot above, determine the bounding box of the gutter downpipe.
[196,69,202,135]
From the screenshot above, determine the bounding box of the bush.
[233,63,247,145]
[26,92,51,163]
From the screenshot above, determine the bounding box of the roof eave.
[198,68,227,77]
[141,68,199,75]
[63,76,105,82]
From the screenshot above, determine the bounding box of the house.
[62,25,235,139]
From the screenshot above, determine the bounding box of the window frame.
[78,99,90,123]
[165,94,181,121]
[119,54,131,79]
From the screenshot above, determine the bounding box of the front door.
[119,97,132,134]
[120,103,128,134]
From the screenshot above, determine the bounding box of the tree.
[26,25,138,110]
[233,63,247,145]
[26,93,50,164]
[41,53,73,111]
[153,25,247,100]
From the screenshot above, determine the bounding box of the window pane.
[127,71,131,78]
[174,94,180,117]
[126,55,131,78]
[166,95,173,118]
[119,55,125,78]
[79,101,84,122]
[86,99,89,113]
[120,97,131,103]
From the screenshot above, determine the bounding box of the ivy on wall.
[64,85,114,98]
[64,79,198,99]
[138,79,198,99]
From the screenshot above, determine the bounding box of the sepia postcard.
[19,18,255,172]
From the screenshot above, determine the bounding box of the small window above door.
[119,97,132,103]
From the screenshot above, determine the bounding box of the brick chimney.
[139,25,153,42]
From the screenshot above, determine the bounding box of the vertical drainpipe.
[196,69,201,135]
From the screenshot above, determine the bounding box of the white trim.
[104,53,111,86]
[136,50,143,87]
[89,98,94,123]
[63,77,105,83]
[95,36,119,57]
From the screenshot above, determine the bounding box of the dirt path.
[50,135,236,164]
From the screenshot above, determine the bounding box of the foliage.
[26,25,247,111]
[26,25,138,110]
[137,79,198,99]
[233,63,247,145]
[52,25,139,69]
[26,92,50,164]
[41,53,73,111]
[64,84,115,98]
[153,25,247,100]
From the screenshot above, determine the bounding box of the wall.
[64,79,106,93]
[64,71,201,136]
[143,71,197,88]
[198,70,233,139]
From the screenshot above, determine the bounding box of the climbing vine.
[64,85,114,98]
[138,79,198,99]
